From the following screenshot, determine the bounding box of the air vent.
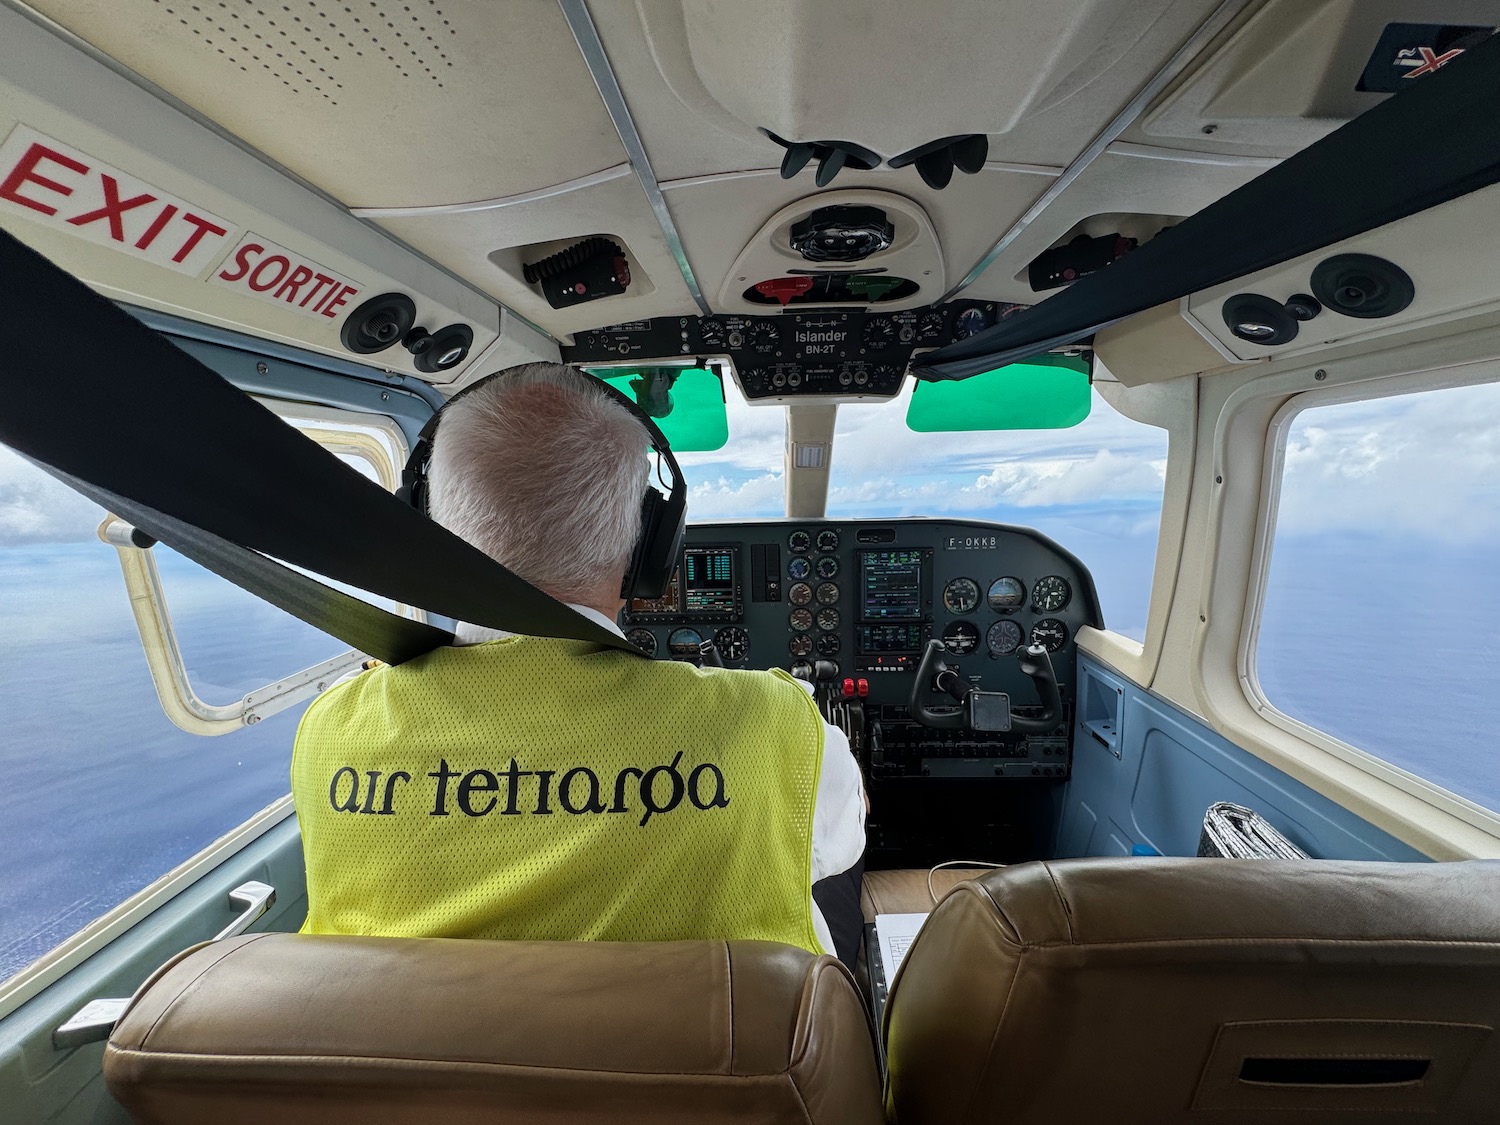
[148,0,460,103]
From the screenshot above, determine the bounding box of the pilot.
[291,362,866,965]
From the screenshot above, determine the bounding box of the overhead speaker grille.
[148,0,460,104]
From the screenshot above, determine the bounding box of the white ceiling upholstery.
[16,0,1497,343]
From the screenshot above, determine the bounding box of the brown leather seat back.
[104,934,882,1124]
[884,858,1500,1124]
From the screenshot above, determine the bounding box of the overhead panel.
[18,0,627,207]
[662,167,1055,316]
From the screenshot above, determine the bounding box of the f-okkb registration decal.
[0,124,237,275]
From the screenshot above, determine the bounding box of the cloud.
[687,472,784,519]
[1276,381,1500,542]
[0,445,106,546]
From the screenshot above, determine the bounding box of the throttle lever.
[1010,642,1064,734]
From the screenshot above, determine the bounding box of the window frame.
[1240,366,1500,837]
[99,399,410,736]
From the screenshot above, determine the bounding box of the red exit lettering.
[0,126,237,275]
[210,233,362,321]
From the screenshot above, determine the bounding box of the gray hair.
[426,362,650,602]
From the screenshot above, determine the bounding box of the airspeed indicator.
[943,577,980,614]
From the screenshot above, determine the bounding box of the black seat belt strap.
[0,229,641,661]
[45,463,455,666]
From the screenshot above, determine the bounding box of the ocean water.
[0,528,1496,985]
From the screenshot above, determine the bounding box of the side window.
[1256,380,1500,814]
[0,406,402,984]
[823,382,1169,641]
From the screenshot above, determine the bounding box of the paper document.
[875,912,929,980]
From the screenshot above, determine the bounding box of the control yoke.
[909,639,1063,734]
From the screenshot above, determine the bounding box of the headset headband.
[398,367,688,601]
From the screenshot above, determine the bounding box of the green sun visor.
[585,365,730,452]
[906,354,1092,433]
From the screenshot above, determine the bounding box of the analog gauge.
[788,529,812,553]
[788,607,813,631]
[816,528,840,552]
[698,318,725,348]
[815,581,841,606]
[862,316,897,350]
[942,620,981,656]
[788,582,813,606]
[943,577,980,615]
[815,555,840,579]
[987,576,1026,612]
[955,307,989,339]
[788,556,812,580]
[1030,618,1069,653]
[667,627,702,659]
[816,632,842,657]
[1032,575,1072,613]
[816,607,841,632]
[986,619,1024,657]
[714,627,749,661]
[625,628,657,657]
[750,322,779,352]
[789,632,814,658]
[871,363,904,386]
[916,311,947,342]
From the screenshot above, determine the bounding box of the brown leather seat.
[884,858,1500,1124]
[103,934,883,1124]
[861,867,994,922]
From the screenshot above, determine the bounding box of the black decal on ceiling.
[1357,23,1495,93]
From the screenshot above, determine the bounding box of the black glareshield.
[398,368,688,602]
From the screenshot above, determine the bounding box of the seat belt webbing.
[0,229,640,662]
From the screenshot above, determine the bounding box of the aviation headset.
[397,366,688,600]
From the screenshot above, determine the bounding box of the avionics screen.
[683,547,736,614]
[859,624,924,654]
[859,549,928,621]
[628,569,681,616]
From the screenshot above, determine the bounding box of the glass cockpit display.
[859,549,931,622]
[628,569,681,616]
[682,546,740,617]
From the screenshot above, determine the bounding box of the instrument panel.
[619,519,1102,783]
[560,300,1026,402]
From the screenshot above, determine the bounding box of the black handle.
[1009,643,1063,734]
[908,640,967,729]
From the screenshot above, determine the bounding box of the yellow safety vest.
[291,635,827,953]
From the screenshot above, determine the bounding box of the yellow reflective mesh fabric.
[292,637,826,954]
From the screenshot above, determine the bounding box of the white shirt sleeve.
[793,680,867,883]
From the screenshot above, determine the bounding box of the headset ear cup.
[627,489,671,599]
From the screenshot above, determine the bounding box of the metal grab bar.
[213,880,276,941]
[52,880,276,1050]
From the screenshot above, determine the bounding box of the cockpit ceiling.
[13,0,1500,350]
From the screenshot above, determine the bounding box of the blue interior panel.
[1058,655,1427,862]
